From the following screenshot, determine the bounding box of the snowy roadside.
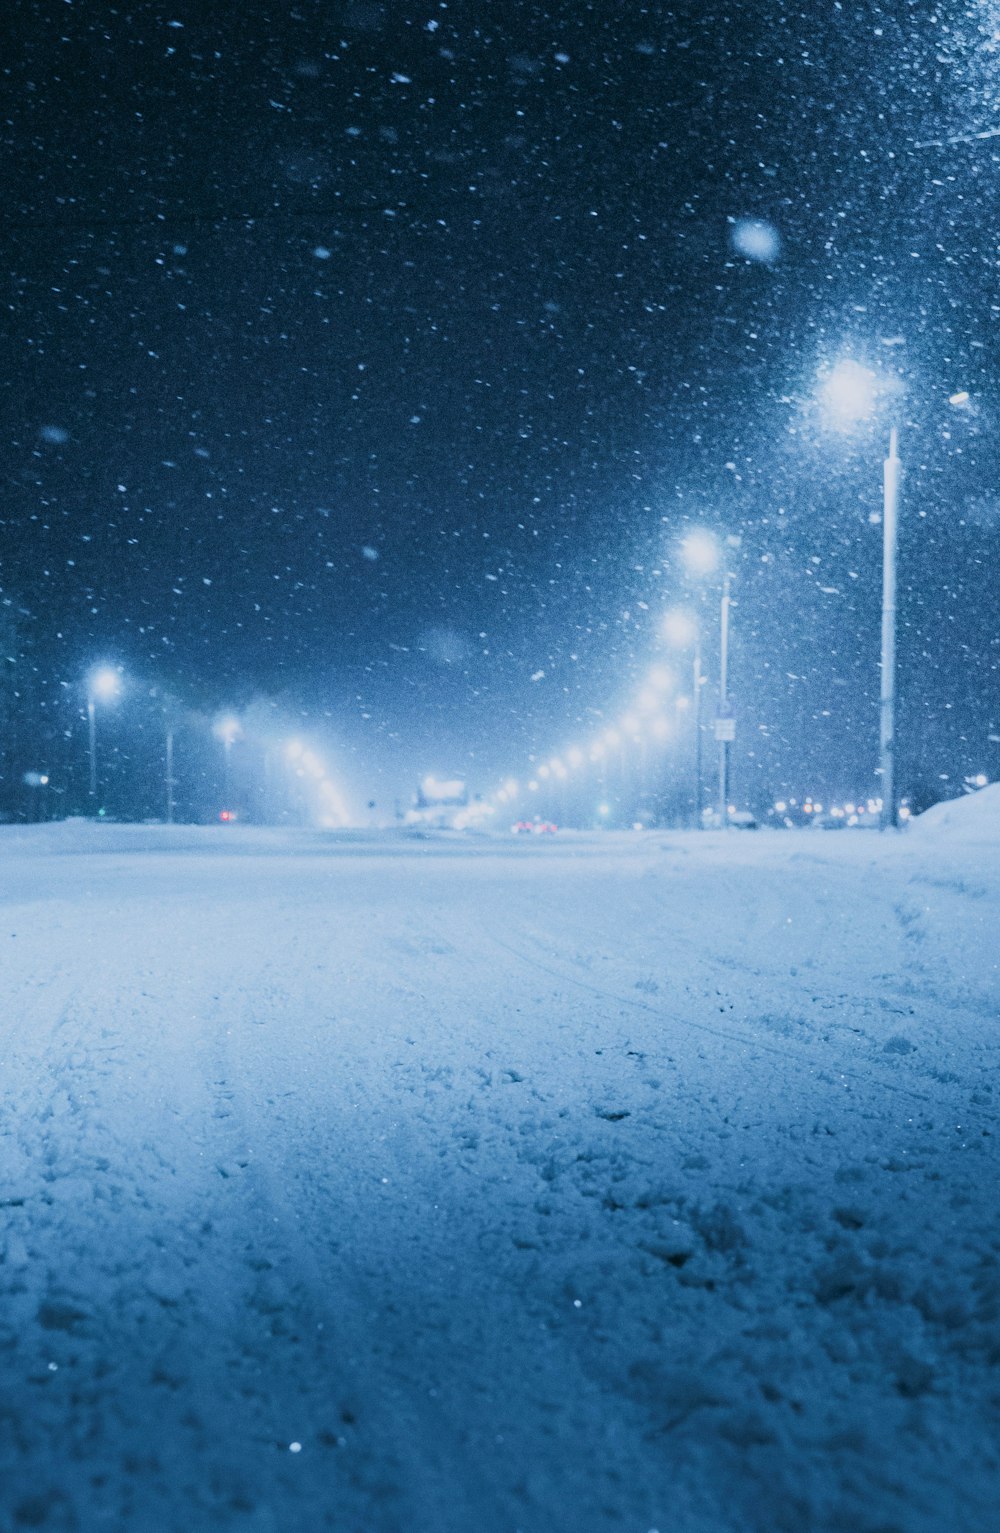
[0,809,997,1532]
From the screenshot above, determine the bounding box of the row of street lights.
[488,534,735,829]
[84,665,239,820]
[493,355,950,832]
[87,359,947,832]
[79,668,352,826]
[677,360,956,832]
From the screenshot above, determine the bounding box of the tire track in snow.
[475,923,985,1118]
[202,899,676,1533]
[206,971,529,1532]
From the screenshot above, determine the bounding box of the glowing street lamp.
[817,359,880,424]
[86,665,122,804]
[214,714,242,750]
[646,662,675,693]
[678,527,721,577]
[214,714,242,803]
[661,608,698,650]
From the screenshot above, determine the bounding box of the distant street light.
[677,529,737,828]
[678,527,722,578]
[662,606,703,828]
[86,665,122,805]
[817,359,880,424]
[213,714,242,804]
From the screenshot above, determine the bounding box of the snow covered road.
[1,817,998,1532]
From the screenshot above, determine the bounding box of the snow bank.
[908,781,1000,839]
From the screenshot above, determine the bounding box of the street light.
[818,359,901,829]
[677,529,736,828]
[213,714,242,804]
[817,359,880,424]
[678,527,721,577]
[86,665,122,805]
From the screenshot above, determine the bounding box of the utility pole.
[717,569,733,828]
[693,632,703,828]
[165,727,175,824]
[879,425,900,830]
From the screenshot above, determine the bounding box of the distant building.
[404,776,489,830]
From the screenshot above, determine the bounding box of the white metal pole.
[693,635,703,828]
[718,571,731,827]
[880,425,900,830]
[165,728,175,824]
[87,698,97,801]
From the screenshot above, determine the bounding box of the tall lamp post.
[818,361,901,830]
[880,426,901,830]
[662,608,702,827]
[677,529,727,826]
[86,666,122,807]
[165,726,176,825]
[161,694,184,826]
[717,565,734,828]
[213,714,242,807]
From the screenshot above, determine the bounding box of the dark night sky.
[2,0,998,817]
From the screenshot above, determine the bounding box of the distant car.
[533,820,558,835]
[512,820,534,834]
[512,819,557,835]
[703,809,757,830]
[809,813,846,830]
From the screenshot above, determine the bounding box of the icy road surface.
[1,816,998,1533]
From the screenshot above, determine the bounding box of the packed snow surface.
[1,816,998,1532]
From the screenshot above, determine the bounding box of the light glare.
[661,608,698,648]
[679,529,721,577]
[819,359,879,424]
[89,666,121,701]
